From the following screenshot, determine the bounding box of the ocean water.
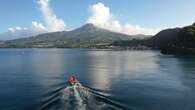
[0,49,195,110]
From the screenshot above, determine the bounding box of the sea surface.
[0,49,195,110]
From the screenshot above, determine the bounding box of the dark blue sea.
[0,49,195,110]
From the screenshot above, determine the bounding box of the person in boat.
[65,75,87,94]
[68,75,78,86]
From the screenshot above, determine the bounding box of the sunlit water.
[0,49,195,110]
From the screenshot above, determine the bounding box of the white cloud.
[88,3,111,26]
[15,27,22,30]
[8,21,46,33]
[8,27,28,33]
[32,21,46,32]
[37,0,66,32]
[123,24,160,35]
[8,28,16,32]
[5,24,47,40]
[87,2,160,35]
[7,0,66,36]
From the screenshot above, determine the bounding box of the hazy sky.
[0,0,195,35]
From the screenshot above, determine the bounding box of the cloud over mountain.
[0,1,161,40]
[87,2,160,35]
[7,0,67,34]
[0,0,66,40]
[38,0,66,32]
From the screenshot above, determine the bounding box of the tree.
[193,22,195,26]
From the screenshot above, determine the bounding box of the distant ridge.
[0,29,46,40]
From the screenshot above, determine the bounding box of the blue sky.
[0,0,195,35]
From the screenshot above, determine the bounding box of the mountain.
[0,29,46,40]
[151,28,181,48]
[155,23,195,54]
[3,24,146,48]
[152,23,195,48]
[111,23,195,54]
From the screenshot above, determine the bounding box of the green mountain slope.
[3,24,145,48]
[157,23,195,54]
[111,23,195,54]
[151,23,195,49]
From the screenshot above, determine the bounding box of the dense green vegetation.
[112,23,195,54]
[152,23,195,54]
[163,27,195,54]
